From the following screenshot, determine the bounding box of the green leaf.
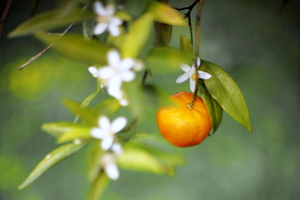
[92,98,120,117]
[62,99,98,126]
[200,60,252,132]
[118,145,171,175]
[57,127,92,144]
[143,84,174,109]
[115,10,132,21]
[199,81,223,133]
[88,143,104,182]
[9,8,95,37]
[149,2,187,26]
[88,172,109,200]
[155,23,172,46]
[19,143,84,189]
[145,47,184,74]
[74,88,101,123]
[35,33,109,64]
[42,122,89,137]
[123,80,144,116]
[180,35,194,64]
[121,13,154,58]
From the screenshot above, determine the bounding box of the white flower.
[88,66,107,88]
[98,50,135,104]
[176,58,212,92]
[93,1,122,36]
[91,116,127,150]
[102,153,119,180]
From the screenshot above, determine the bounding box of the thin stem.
[18,4,89,70]
[188,0,204,108]
[0,0,12,40]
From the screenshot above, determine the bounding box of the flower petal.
[99,116,111,130]
[111,117,127,133]
[91,128,107,139]
[180,64,191,73]
[197,57,201,66]
[101,137,114,150]
[121,71,135,82]
[108,50,120,67]
[108,24,120,37]
[105,4,115,17]
[176,73,189,83]
[119,98,129,106]
[94,1,106,16]
[198,71,212,79]
[112,143,123,155]
[98,67,115,79]
[111,17,122,26]
[94,23,108,35]
[105,163,119,180]
[108,88,123,99]
[189,78,196,93]
[120,58,135,70]
[107,76,122,91]
[88,66,99,77]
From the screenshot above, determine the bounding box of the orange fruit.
[156,91,212,147]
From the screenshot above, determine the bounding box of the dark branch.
[0,0,12,40]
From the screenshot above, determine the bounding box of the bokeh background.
[1,0,299,199]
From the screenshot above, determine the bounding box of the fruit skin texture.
[156,91,212,147]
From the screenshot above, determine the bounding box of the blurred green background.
[1,0,299,199]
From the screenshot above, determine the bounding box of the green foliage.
[36,33,109,65]
[199,81,223,133]
[18,144,85,190]
[200,60,252,132]
[145,47,185,73]
[121,13,154,58]
[155,23,173,46]
[11,0,252,198]
[9,8,95,37]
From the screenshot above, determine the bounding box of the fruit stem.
[189,0,204,108]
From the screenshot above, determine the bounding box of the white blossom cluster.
[91,116,126,180]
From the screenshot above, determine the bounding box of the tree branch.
[0,0,12,40]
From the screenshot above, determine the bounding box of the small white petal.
[108,88,123,99]
[108,24,120,37]
[112,143,123,155]
[107,76,122,91]
[108,50,121,67]
[119,99,129,106]
[105,4,115,17]
[189,78,196,93]
[94,1,106,16]
[197,57,201,66]
[105,163,119,180]
[198,71,212,79]
[121,71,135,82]
[91,128,107,139]
[94,23,108,35]
[111,17,122,26]
[99,116,111,130]
[180,64,191,73]
[176,73,189,83]
[98,67,115,79]
[111,117,127,133]
[101,137,114,150]
[120,58,135,70]
[88,66,99,77]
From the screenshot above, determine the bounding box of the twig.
[0,0,12,40]
[192,0,204,102]
[18,3,89,70]
[18,23,74,70]
[175,0,199,46]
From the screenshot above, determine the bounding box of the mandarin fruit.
[156,91,212,147]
